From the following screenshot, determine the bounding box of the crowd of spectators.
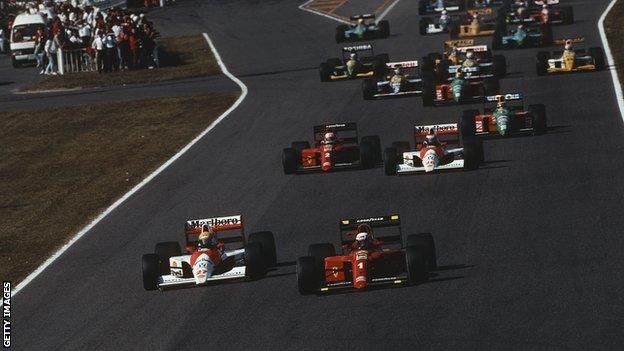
[1,0,160,74]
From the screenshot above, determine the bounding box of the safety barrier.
[57,48,97,74]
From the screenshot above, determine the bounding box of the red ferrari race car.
[282,122,382,174]
[460,93,547,138]
[141,214,277,291]
[383,123,483,175]
[296,214,437,295]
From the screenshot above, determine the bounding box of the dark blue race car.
[335,14,390,43]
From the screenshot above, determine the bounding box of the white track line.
[298,0,351,24]
[12,33,248,296]
[298,0,401,24]
[377,0,400,21]
[598,0,624,121]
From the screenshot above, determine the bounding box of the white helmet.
[355,232,368,242]
[466,51,474,59]
[350,53,357,59]
[442,10,447,15]
[324,132,336,142]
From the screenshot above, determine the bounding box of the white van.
[10,13,46,68]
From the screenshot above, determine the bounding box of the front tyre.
[297,256,319,295]
[406,246,428,285]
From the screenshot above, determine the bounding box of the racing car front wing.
[396,159,465,174]
[157,266,247,289]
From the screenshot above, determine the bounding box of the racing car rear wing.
[350,14,375,20]
[414,124,460,148]
[313,122,358,144]
[444,39,475,49]
[386,60,418,68]
[184,215,245,245]
[467,8,493,16]
[484,93,523,103]
[339,214,403,247]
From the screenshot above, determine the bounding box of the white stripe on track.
[12,33,248,296]
[598,0,624,122]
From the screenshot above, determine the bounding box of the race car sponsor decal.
[356,251,368,260]
[445,39,475,48]
[485,93,522,102]
[343,44,373,52]
[325,123,347,129]
[386,61,418,68]
[415,124,459,134]
[355,217,384,223]
[186,215,242,229]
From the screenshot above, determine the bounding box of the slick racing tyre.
[362,135,382,163]
[407,233,437,270]
[536,51,550,76]
[362,79,376,100]
[529,104,547,135]
[249,231,277,267]
[460,109,478,141]
[406,245,428,284]
[463,140,483,170]
[308,243,335,280]
[319,62,332,82]
[383,147,398,175]
[282,148,298,174]
[244,242,267,280]
[155,241,181,275]
[359,141,376,169]
[142,254,160,291]
[335,24,348,43]
[492,55,506,78]
[419,18,431,35]
[589,47,606,71]
[297,256,319,295]
[378,20,390,38]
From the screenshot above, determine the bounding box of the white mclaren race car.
[141,214,277,291]
[383,123,483,175]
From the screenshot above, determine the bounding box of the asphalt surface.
[10,0,624,350]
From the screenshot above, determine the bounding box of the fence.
[57,48,97,74]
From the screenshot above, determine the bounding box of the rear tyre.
[359,141,376,169]
[244,242,267,280]
[460,109,478,141]
[378,20,390,38]
[483,78,499,95]
[418,0,427,16]
[362,79,375,100]
[155,241,181,275]
[562,6,574,25]
[492,55,506,78]
[297,256,318,295]
[248,231,277,267]
[419,18,431,35]
[589,47,606,71]
[529,104,547,135]
[335,24,348,43]
[422,74,435,107]
[383,147,398,175]
[11,57,22,68]
[319,62,332,82]
[308,243,335,280]
[407,233,437,270]
[463,140,483,170]
[536,51,550,76]
[142,254,160,291]
[362,135,382,163]
[406,245,428,284]
[282,148,298,174]
[492,34,503,50]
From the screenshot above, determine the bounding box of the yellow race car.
[450,8,501,39]
[536,38,605,75]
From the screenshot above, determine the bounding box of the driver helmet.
[455,69,463,78]
[355,224,373,248]
[324,132,337,143]
[441,9,448,15]
[518,24,524,30]
[542,4,548,9]
[350,52,357,60]
[466,51,474,60]
[564,39,572,51]
[357,18,364,24]
[198,225,217,248]
[394,66,402,75]
[496,95,506,108]
[425,129,440,146]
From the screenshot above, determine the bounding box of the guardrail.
[57,48,97,74]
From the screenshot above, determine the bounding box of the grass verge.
[605,0,624,92]
[0,93,239,283]
[20,35,219,92]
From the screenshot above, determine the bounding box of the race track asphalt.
[10,0,624,349]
